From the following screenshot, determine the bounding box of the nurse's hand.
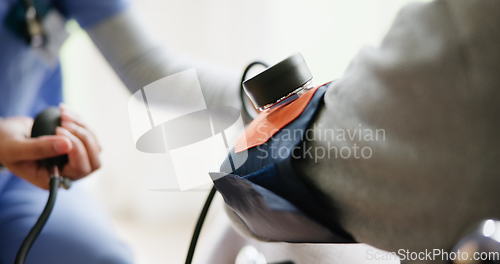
[0,106,102,189]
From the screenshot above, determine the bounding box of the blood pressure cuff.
[210,82,355,243]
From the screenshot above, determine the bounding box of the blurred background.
[60,0,426,263]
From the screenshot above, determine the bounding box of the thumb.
[6,135,72,162]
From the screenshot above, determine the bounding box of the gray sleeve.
[85,9,242,113]
[296,0,500,255]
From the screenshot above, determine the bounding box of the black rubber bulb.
[30,107,68,169]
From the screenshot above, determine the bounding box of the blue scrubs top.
[0,0,127,189]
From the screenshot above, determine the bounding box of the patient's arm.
[295,0,500,255]
[85,9,242,115]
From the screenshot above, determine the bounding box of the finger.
[5,136,72,162]
[62,120,102,153]
[60,104,87,128]
[59,106,102,152]
[57,127,92,180]
[61,121,101,170]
